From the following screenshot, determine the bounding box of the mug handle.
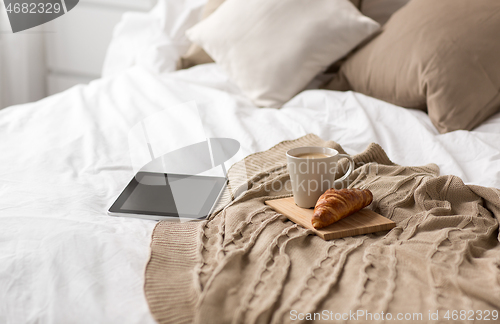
[333,154,355,185]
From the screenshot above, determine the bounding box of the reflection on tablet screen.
[120,174,220,217]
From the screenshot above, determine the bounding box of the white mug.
[286,146,355,208]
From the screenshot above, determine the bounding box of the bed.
[1,0,500,323]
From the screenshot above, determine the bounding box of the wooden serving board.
[265,197,396,240]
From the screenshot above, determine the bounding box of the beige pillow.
[178,0,364,70]
[326,0,500,133]
[186,0,379,107]
[360,0,410,25]
[178,0,225,69]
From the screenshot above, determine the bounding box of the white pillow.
[186,0,379,107]
[102,0,207,77]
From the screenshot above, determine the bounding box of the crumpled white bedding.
[1,63,500,324]
[2,0,500,323]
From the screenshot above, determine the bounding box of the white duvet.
[2,1,500,323]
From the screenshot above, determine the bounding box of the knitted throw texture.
[145,134,500,324]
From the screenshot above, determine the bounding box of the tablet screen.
[109,172,227,219]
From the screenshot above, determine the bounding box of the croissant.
[311,188,373,229]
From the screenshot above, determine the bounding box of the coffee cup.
[286,146,355,208]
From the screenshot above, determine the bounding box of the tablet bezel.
[108,172,227,221]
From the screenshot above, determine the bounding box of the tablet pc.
[108,172,227,221]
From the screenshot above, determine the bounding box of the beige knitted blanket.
[145,134,500,324]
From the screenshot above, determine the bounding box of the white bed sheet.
[1,63,500,324]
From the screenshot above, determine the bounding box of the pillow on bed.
[178,0,365,70]
[177,0,225,69]
[360,0,410,25]
[325,0,500,133]
[185,0,379,107]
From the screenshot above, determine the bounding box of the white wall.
[0,0,156,109]
[44,0,156,96]
[0,3,47,109]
